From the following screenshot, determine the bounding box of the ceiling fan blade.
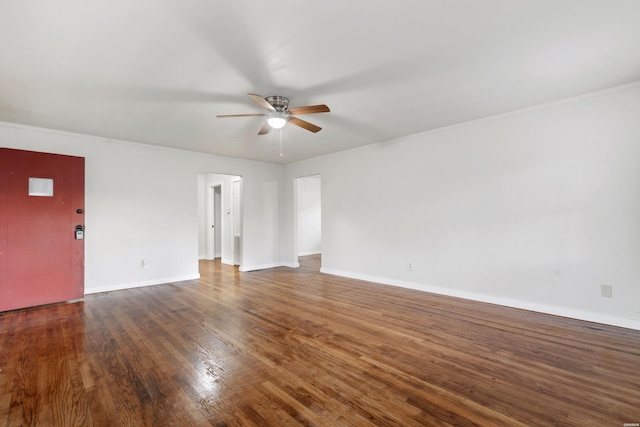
[248,93,276,111]
[288,104,330,115]
[288,116,322,133]
[216,113,266,118]
[258,122,271,135]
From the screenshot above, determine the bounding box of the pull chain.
[279,128,283,157]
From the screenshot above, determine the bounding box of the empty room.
[1,1,640,426]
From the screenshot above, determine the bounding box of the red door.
[0,148,85,312]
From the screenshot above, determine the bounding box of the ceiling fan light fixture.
[218,94,328,135]
[267,115,287,129]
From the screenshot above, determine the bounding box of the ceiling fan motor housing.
[266,96,289,112]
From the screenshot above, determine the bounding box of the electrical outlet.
[141,259,148,269]
[407,262,414,271]
[600,284,612,298]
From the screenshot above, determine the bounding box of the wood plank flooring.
[1,255,639,426]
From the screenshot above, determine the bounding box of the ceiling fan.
[217,94,330,135]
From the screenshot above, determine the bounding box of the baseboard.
[84,274,201,295]
[283,261,300,268]
[239,261,301,272]
[240,263,282,272]
[221,258,234,266]
[320,268,640,331]
[298,251,321,257]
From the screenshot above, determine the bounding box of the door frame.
[197,173,243,268]
[293,174,322,267]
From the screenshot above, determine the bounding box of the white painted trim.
[240,263,283,272]
[320,268,640,331]
[84,274,200,295]
[298,251,321,256]
[239,262,300,272]
[221,258,235,266]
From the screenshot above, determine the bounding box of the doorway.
[0,148,85,311]
[295,175,322,270]
[207,185,222,260]
[197,173,243,269]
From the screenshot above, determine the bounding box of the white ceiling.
[1,1,640,164]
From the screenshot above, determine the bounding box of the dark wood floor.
[1,255,639,426]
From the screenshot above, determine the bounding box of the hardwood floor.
[1,255,639,426]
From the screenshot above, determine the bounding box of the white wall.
[297,175,322,256]
[284,82,640,330]
[0,122,284,293]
